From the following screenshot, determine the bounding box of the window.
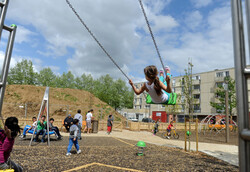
[145,105,150,109]
[173,79,176,87]
[182,105,185,112]
[181,78,185,85]
[194,94,200,99]
[161,105,165,108]
[225,71,230,77]
[193,104,201,113]
[193,85,200,90]
[192,75,200,80]
[216,72,223,77]
[181,96,185,103]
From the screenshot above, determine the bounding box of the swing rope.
[65,0,130,81]
[138,0,166,76]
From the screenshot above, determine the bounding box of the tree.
[7,59,37,85]
[37,67,56,87]
[56,71,75,88]
[210,76,236,116]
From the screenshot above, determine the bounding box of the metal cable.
[66,0,130,81]
[138,0,166,76]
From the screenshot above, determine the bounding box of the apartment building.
[121,66,241,122]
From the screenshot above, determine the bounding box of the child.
[167,121,174,139]
[0,117,23,171]
[107,115,113,135]
[49,118,62,140]
[129,65,172,104]
[66,119,81,156]
[34,115,47,143]
[153,119,159,135]
[20,116,37,138]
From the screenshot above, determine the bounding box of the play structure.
[198,114,237,135]
[29,87,55,146]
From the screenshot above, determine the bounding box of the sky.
[0,0,241,83]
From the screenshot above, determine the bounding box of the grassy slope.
[2,85,125,121]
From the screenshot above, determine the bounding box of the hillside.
[2,85,125,121]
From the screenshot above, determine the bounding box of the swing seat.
[0,169,14,172]
[146,92,177,105]
[25,125,55,135]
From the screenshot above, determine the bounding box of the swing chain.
[138,0,166,75]
[65,0,130,81]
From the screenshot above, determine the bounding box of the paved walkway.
[61,130,239,166]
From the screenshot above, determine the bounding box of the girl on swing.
[129,65,172,104]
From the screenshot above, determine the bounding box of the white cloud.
[191,0,213,8]
[185,11,203,31]
[5,0,234,84]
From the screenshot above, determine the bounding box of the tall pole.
[224,79,229,143]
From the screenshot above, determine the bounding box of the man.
[20,116,37,139]
[85,109,94,134]
[34,115,47,142]
[64,114,73,132]
[74,110,82,140]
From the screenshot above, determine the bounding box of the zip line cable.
[138,0,166,76]
[65,0,130,81]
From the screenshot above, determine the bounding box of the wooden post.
[196,118,198,152]
[184,118,187,151]
[24,103,27,126]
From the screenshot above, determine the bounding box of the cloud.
[185,11,203,31]
[5,0,234,84]
[191,0,213,8]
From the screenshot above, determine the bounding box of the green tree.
[210,77,236,116]
[37,67,56,87]
[56,71,75,88]
[7,59,37,85]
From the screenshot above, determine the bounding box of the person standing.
[66,119,81,156]
[64,114,73,132]
[107,115,113,135]
[74,110,82,140]
[85,109,94,134]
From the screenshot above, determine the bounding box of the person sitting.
[20,116,37,139]
[34,115,47,142]
[167,121,174,139]
[49,118,62,140]
[0,117,23,171]
[64,114,73,132]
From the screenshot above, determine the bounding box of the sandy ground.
[13,134,238,172]
[64,130,239,166]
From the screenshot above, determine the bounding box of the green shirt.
[37,121,47,130]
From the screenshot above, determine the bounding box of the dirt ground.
[157,129,238,146]
[11,136,238,172]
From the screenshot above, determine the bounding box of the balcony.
[192,80,200,85]
[215,77,224,82]
[192,89,200,94]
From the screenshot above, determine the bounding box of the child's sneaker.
[167,136,170,139]
[77,150,81,154]
[20,135,26,139]
[66,152,71,156]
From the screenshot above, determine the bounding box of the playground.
[12,135,238,172]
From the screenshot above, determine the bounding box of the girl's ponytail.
[154,77,162,96]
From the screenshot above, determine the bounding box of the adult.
[74,109,83,140]
[64,114,73,132]
[85,109,94,134]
